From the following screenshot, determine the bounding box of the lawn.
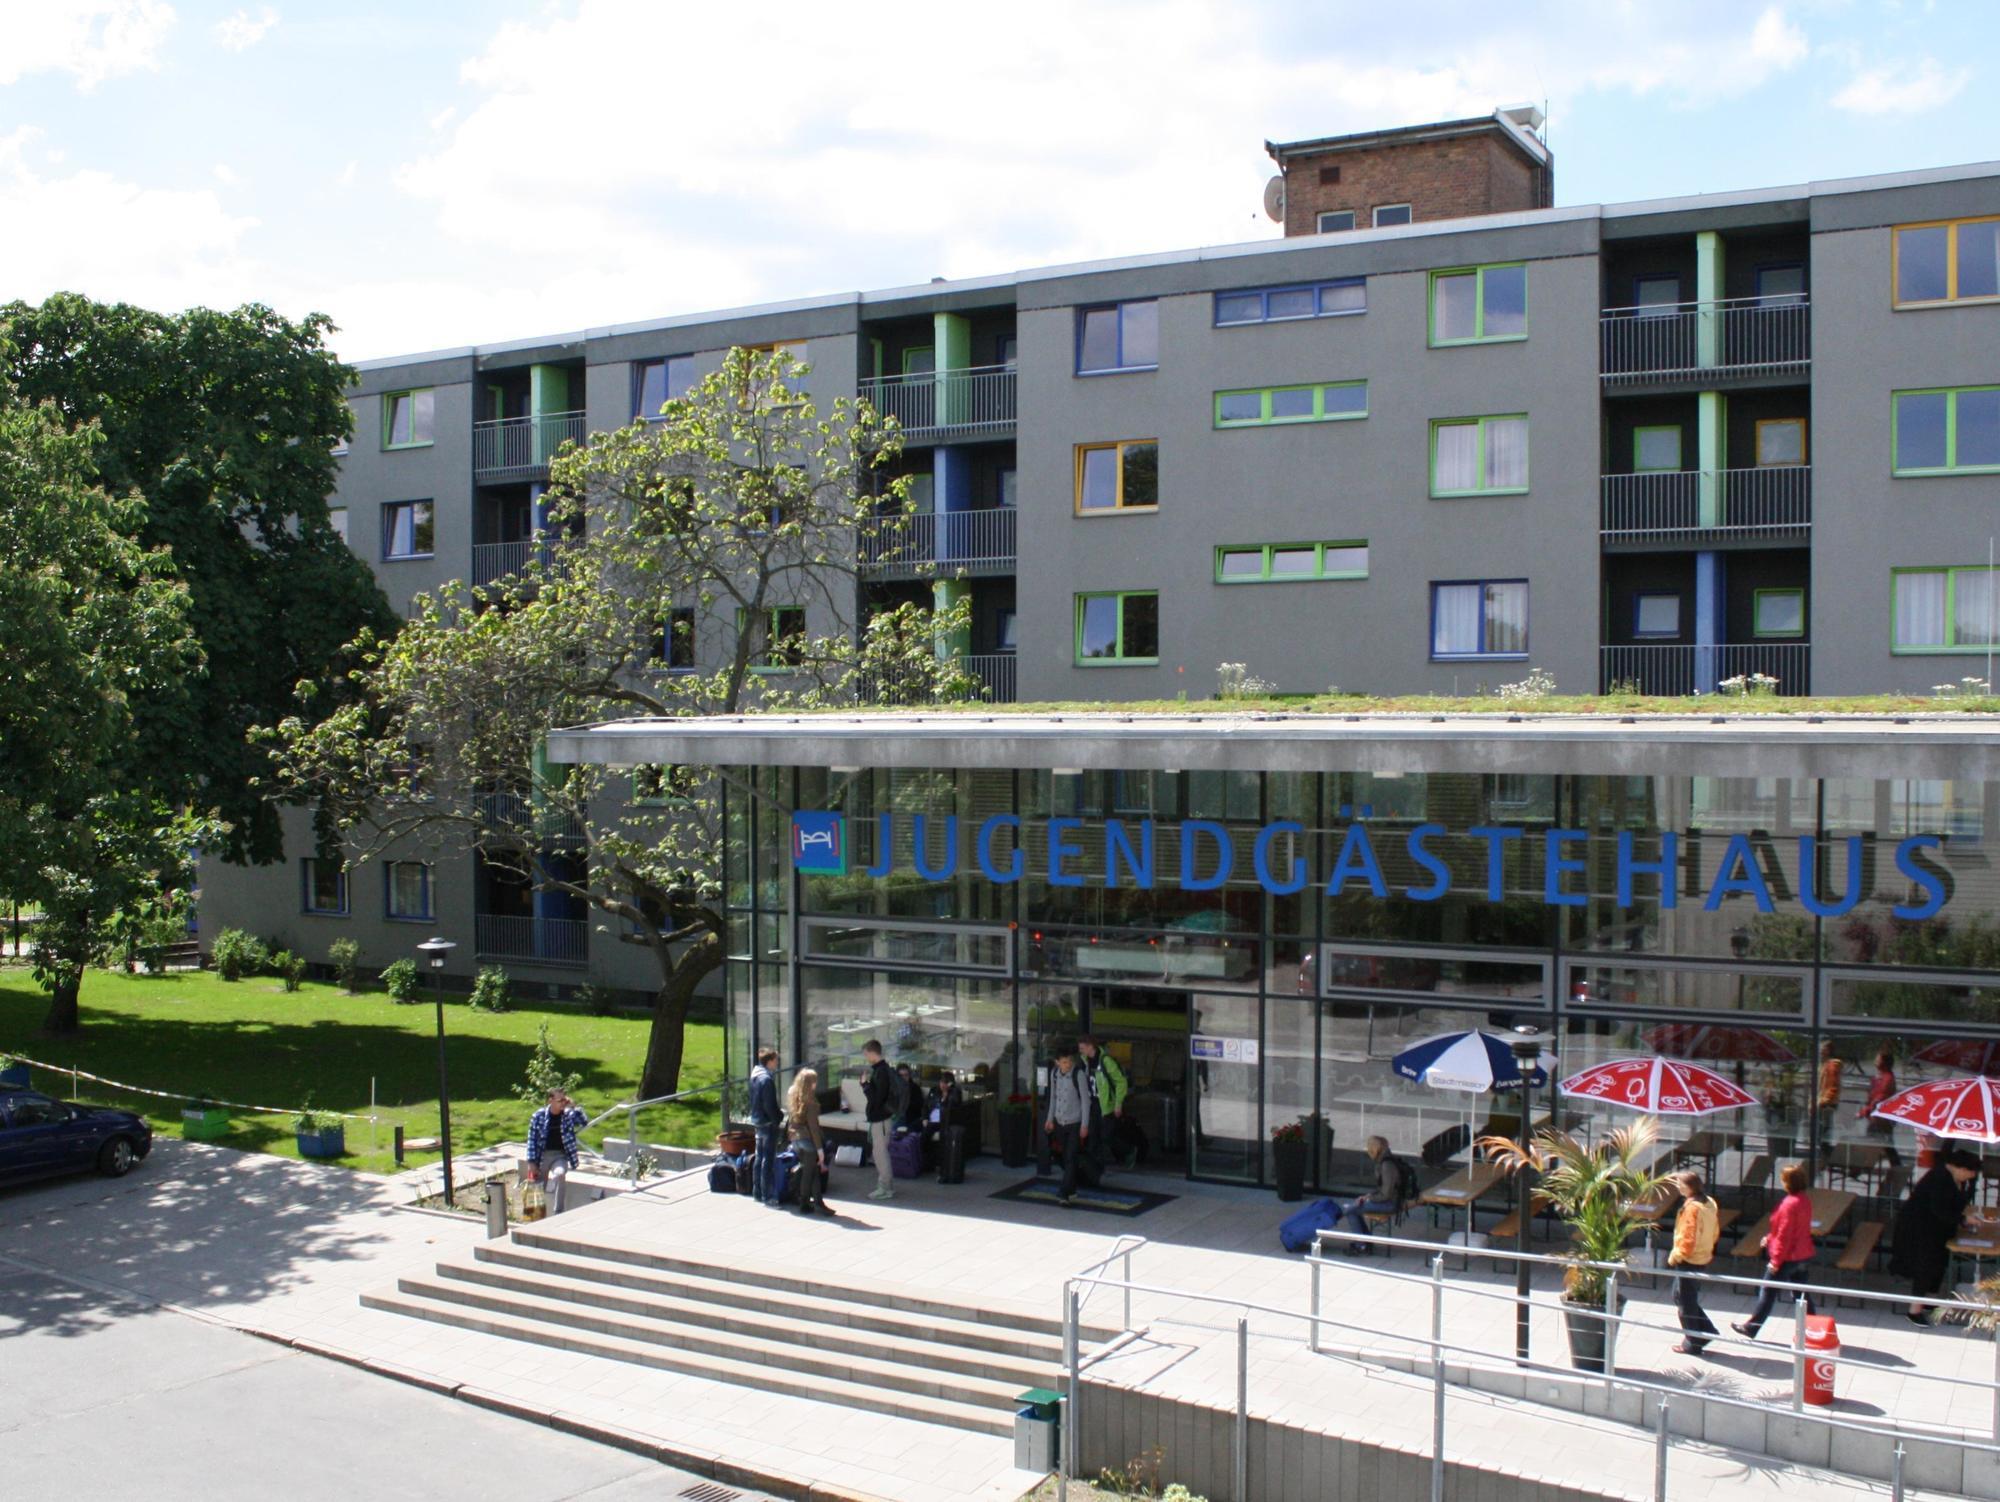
[0,967,725,1175]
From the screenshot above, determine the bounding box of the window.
[301,857,348,916]
[1213,381,1367,427]
[1074,440,1159,513]
[999,336,1018,369]
[1213,278,1365,326]
[1756,264,1806,306]
[658,606,696,670]
[902,346,935,375]
[328,507,349,543]
[1430,264,1527,344]
[1075,300,1159,374]
[1756,418,1807,467]
[1373,204,1412,227]
[1893,567,2000,652]
[1894,387,2000,475]
[634,356,695,418]
[742,606,806,669]
[1634,276,1681,316]
[631,765,685,806]
[385,861,433,922]
[998,468,1018,508]
[1753,588,1805,639]
[1633,426,1682,472]
[1895,217,2000,306]
[382,500,434,559]
[1430,416,1529,496]
[1215,542,1368,583]
[1634,593,1680,638]
[1316,209,1356,233]
[1075,591,1159,665]
[996,609,1018,652]
[1431,580,1528,659]
[382,388,434,449]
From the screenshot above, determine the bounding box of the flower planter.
[182,1106,231,1141]
[1562,1295,1624,1374]
[0,1063,29,1089]
[1272,1136,1308,1202]
[716,1128,755,1159]
[997,1110,1032,1168]
[296,1124,346,1159]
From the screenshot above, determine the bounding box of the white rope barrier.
[3,1051,370,1121]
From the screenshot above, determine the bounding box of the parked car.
[0,1088,152,1186]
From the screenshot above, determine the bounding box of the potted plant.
[295,1102,346,1159]
[0,1054,28,1089]
[182,1097,231,1141]
[1478,1115,1666,1374]
[1271,1115,1312,1202]
[1763,1061,1802,1157]
[997,1093,1033,1167]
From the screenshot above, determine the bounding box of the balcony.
[1599,641,1810,697]
[1600,467,1811,549]
[472,410,587,482]
[1600,297,1809,387]
[859,365,1016,444]
[473,913,588,968]
[854,652,1016,705]
[858,507,1016,579]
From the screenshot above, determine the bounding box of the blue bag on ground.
[888,1131,923,1179]
[1279,1197,1341,1254]
[773,1148,799,1204]
[708,1155,738,1194]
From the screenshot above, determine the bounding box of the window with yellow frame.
[1074,440,1158,514]
[1895,217,2000,306]
[1755,418,1807,467]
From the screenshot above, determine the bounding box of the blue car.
[0,1088,152,1185]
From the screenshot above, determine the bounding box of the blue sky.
[2,1,1994,360]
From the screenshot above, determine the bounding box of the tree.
[0,371,204,1032]
[3,294,395,866]
[266,348,972,1096]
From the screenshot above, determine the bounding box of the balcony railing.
[473,913,588,968]
[858,365,1016,442]
[858,507,1017,578]
[472,539,534,585]
[1600,641,1810,696]
[1599,466,1811,547]
[854,652,1017,706]
[1600,297,1809,385]
[472,410,587,479]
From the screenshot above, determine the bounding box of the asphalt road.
[0,1259,777,1502]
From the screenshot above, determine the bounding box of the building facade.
[200,143,2000,1006]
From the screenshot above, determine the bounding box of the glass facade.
[725,766,2000,1191]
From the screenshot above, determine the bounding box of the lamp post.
[417,936,457,1205]
[1509,1025,1546,1363]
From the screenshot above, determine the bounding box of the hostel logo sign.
[791,811,847,875]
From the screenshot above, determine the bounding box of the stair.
[361,1224,1121,1438]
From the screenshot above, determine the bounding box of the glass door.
[1085,985,1192,1175]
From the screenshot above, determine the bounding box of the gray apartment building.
[199,113,2000,997]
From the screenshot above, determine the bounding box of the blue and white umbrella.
[1393,1030,1552,1094]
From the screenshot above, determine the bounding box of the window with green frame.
[1892,567,2000,652]
[1431,415,1529,495]
[1074,591,1159,664]
[738,606,806,669]
[1213,381,1367,428]
[1430,264,1527,344]
[1633,425,1682,472]
[1215,542,1368,583]
[382,388,435,449]
[1752,588,1805,638]
[1893,387,2000,475]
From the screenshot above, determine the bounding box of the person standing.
[525,1088,587,1216]
[1733,1161,1818,1340]
[787,1067,833,1217]
[861,1040,897,1201]
[1077,1035,1127,1168]
[1044,1044,1090,1206]
[1666,1171,1721,1355]
[1816,1042,1844,1145]
[1859,1048,1901,1166]
[1891,1149,1982,1324]
[748,1047,784,1207]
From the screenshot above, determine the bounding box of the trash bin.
[1013,1388,1061,1473]
[1802,1314,1839,1407]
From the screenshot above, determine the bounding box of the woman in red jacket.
[1733,1161,1818,1340]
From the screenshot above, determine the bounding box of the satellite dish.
[1262,175,1286,223]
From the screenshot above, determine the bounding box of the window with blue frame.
[385,861,433,922]
[655,606,696,670]
[634,356,696,418]
[1075,300,1159,374]
[1431,580,1528,659]
[1213,278,1365,327]
[382,500,434,559]
[301,857,349,916]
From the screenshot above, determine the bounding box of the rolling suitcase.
[936,1124,967,1185]
[708,1156,738,1194]
[888,1130,923,1179]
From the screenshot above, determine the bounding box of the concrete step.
[361,1283,1016,1438]
[471,1240,1071,1366]
[437,1256,1064,1390]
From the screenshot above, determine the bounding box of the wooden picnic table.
[1729,1188,1858,1258]
[1674,1129,1738,1180]
[1949,1215,2000,1279]
[1825,1141,1889,1192]
[1420,1160,1506,1243]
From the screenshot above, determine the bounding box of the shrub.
[294,1094,343,1133]
[273,950,307,992]
[1495,667,1557,701]
[381,958,422,1003]
[328,938,361,994]
[573,981,619,1017]
[513,1022,584,1106]
[135,912,189,974]
[211,928,268,982]
[1215,661,1273,699]
[469,965,511,1013]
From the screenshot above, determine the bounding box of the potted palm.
[1270,1115,1311,1202]
[1477,1115,1667,1373]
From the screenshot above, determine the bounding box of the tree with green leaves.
[266,348,972,1096]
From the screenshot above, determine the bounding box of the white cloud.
[336,159,357,188]
[213,162,239,186]
[1832,56,1972,115]
[212,6,277,53]
[428,105,456,133]
[0,1,176,89]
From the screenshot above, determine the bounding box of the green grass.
[833,691,2000,717]
[0,967,724,1174]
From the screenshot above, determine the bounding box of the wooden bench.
[1836,1221,1887,1274]
[1738,1154,1774,1210]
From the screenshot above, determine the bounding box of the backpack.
[1385,1154,1417,1207]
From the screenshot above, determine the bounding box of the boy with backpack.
[1077,1035,1126,1169]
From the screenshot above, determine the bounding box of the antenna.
[1262,175,1286,224]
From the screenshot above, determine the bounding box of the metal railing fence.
[859,364,1017,440]
[472,410,587,475]
[1600,466,1812,544]
[1599,640,1810,696]
[857,506,1017,577]
[1600,296,1810,384]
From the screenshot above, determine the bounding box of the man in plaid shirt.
[526,1088,587,1214]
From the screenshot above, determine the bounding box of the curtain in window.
[1433,584,1481,655]
[1955,569,1999,647]
[1485,419,1529,488]
[1896,572,1947,647]
[1484,582,1528,654]
[1434,426,1478,491]
[387,505,414,556]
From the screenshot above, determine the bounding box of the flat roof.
[545,712,2000,782]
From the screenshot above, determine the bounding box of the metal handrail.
[585,1066,805,1181]
[1074,1233,1147,1331]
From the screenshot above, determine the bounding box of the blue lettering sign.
[1615,831,1677,910]
[1893,835,1948,919]
[1467,826,1522,902]
[1048,817,1086,888]
[1799,834,1863,918]
[1543,829,1588,908]
[1703,833,1775,913]
[1253,821,1306,895]
[1404,824,1451,902]
[912,814,958,881]
[977,814,1023,883]
[1326,823,1387,897]
[1107,818,1156,889]
[1181,820,1233,891]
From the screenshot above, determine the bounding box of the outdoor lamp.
[416,936,458,1206]
[1508,1025,1545,1364]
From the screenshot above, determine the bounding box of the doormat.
[990,1177,1176,1218]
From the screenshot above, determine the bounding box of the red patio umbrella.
[1871,1076,2000,1144]
[1559,1056,1759,1116]
[1911,1039,2000,1077]
[1642,1024,1796,1064]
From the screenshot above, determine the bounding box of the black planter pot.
[998,1110,1032,1168]
[1273,1136,1308,1202]
[1562,1295,1625,1374]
